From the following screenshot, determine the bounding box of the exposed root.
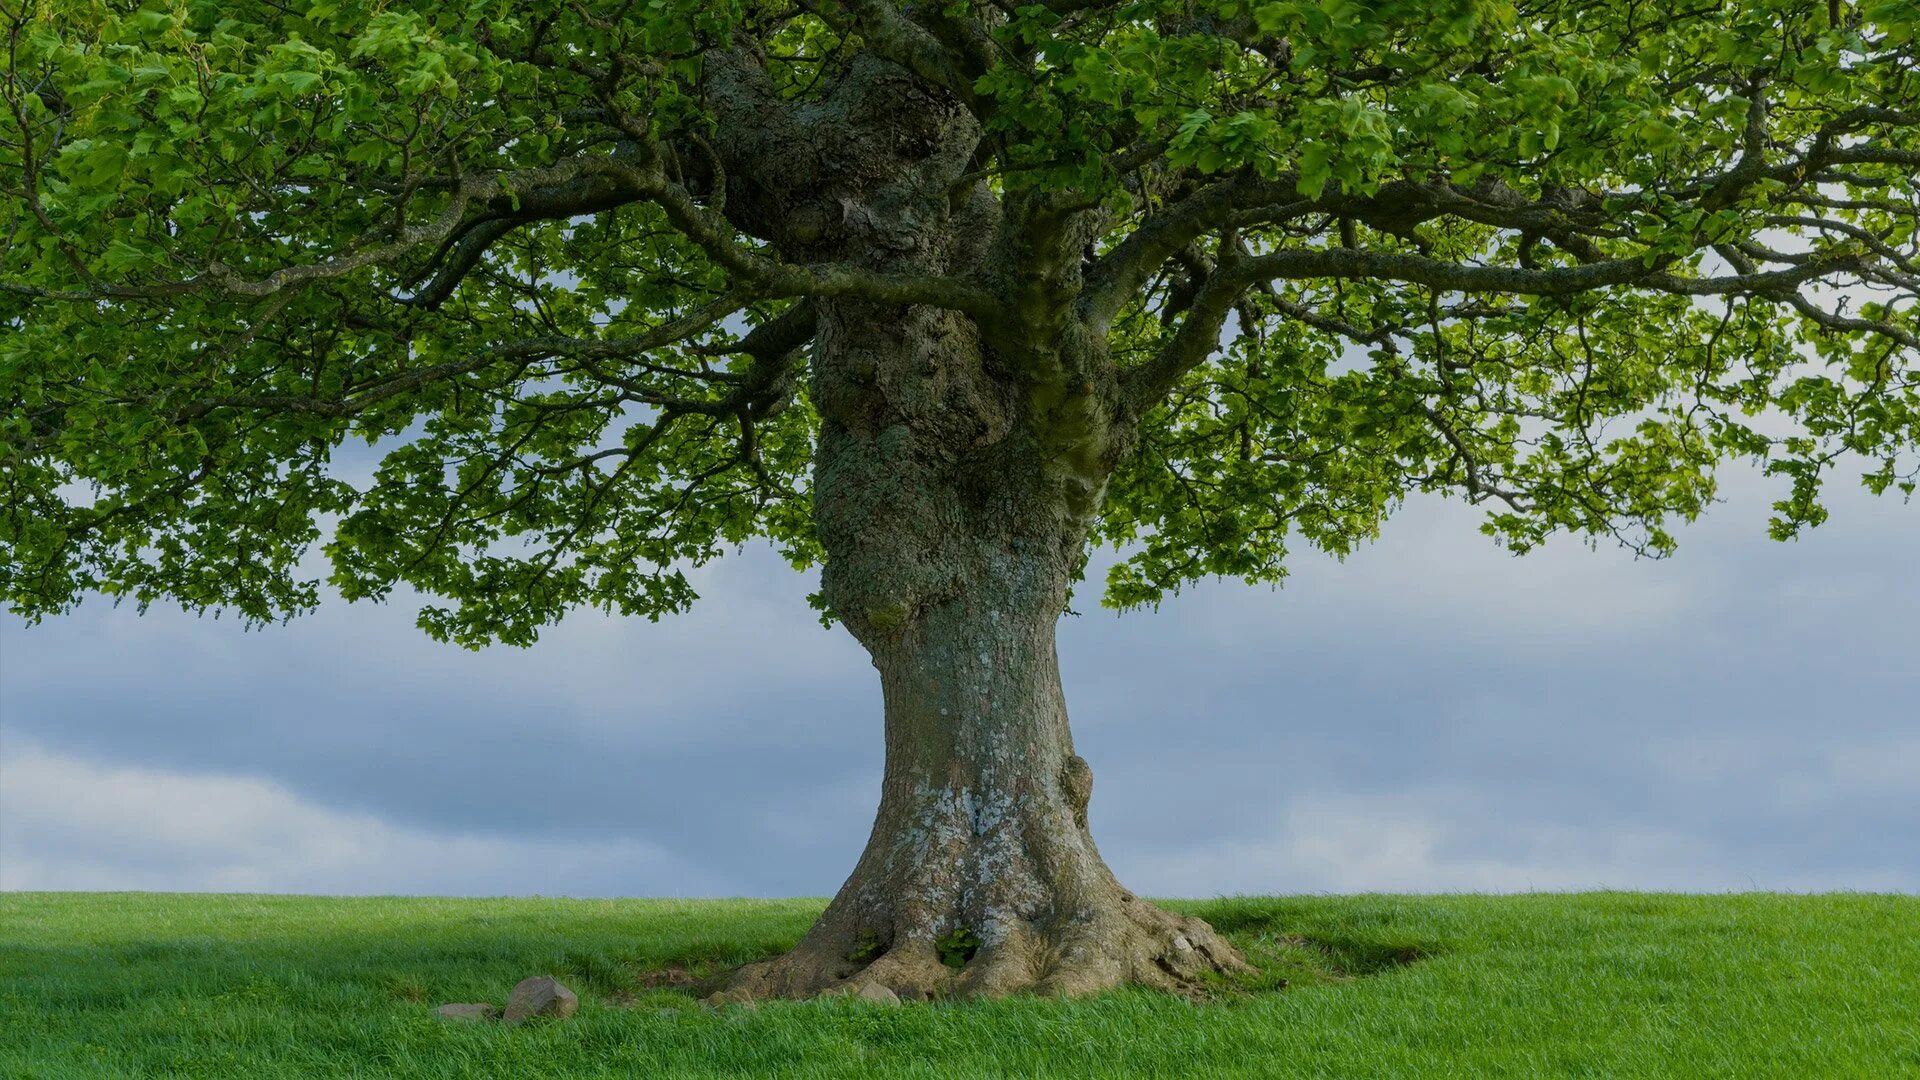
[711,892,1249,1004]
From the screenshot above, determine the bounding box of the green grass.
[2,892,1916,1078]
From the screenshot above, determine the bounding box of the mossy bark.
[705,52,1246,1001]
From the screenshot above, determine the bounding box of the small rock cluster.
[434,975,578,1025]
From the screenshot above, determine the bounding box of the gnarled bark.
[699,48,1245,1002]
[717,296,1247,1001]
[719,551,1248,998]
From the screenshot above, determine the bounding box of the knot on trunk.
[1061,754,1093,828]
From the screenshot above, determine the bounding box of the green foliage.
[934,926,980,970]
[2,0,1916,640]
[1,0,812,644]
[845,928,884,964]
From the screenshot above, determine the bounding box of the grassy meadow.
[1,892,1915,1078]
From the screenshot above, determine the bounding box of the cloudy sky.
[3,456,1916,898]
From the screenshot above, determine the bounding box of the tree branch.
[1122,244,1890,409]
[815,0,983,115]
[2,149,999,320]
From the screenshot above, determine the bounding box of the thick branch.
[402,160,661,309]
[1080,174,1308,330]
[2,151,998,319]
[1122,245,1887,409]
[818,0,983,115]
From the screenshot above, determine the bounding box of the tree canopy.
[4,0,1917,644]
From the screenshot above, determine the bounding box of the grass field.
[2,892,1916,1078]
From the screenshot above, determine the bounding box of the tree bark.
[718,300,1248,1001]
[699,49,1246,1000]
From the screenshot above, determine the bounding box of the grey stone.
[433,1002,497,1022]
[503,976,579,1023]
[853,983,901,1005]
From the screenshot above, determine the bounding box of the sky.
[2,458,1917,898]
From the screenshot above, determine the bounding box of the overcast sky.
[3,456,1916,897]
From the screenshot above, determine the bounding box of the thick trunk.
[721,548,1248,1000]
[719,304,1247,1001]
[705,54,1244,1000]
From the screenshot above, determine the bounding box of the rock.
[433,1002,497,1023]
[503,976,579,1023]
[1171,935,1194,953]
[852,983,901,1005]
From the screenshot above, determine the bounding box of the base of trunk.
[710,768,1250,1002]
[714,890,1247,1002]
[759,408,1243,1001]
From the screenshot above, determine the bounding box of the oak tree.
[4,0,1917,999]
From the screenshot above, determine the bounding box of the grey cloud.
[3,459,1916,896]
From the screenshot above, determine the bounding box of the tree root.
[711,892,1249,1004]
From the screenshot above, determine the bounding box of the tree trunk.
[699,53,1247,998]
[718,300,1248,1001]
